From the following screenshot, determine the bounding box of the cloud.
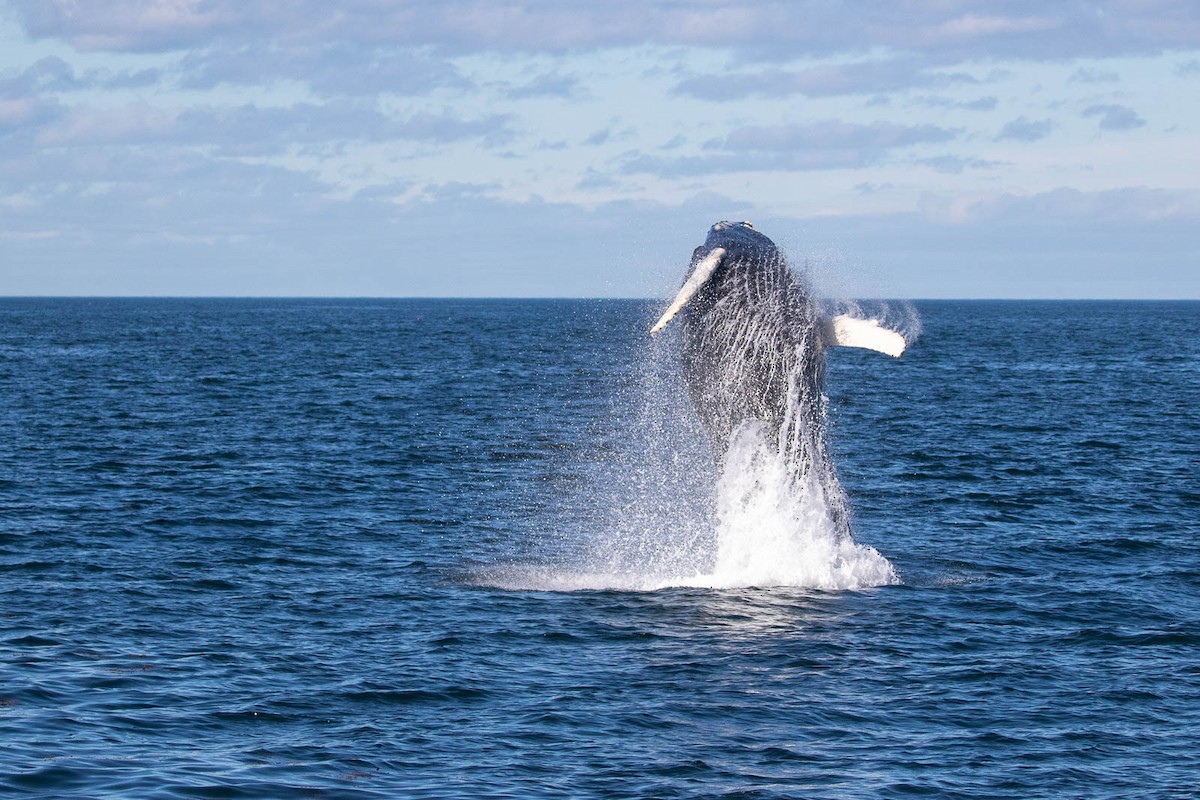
[0,96,57,134]
[32,101,513,153]
[6,177,1197,298]
[723,121,957,151]
[12,0,238,52]
[10,1,1200,59]
[177,44,467,97]
[915,94,998,111]
[505,72,580,100]
[574,168,619,190]
[4,2,1199,300]
[916,155,1002,174]
[1069,67,1120,83]
[35,104,180,147]
[1,55,164,100]
[0,162,749,297]
[0,229,60,241]
[936,186,1200,225]
[933,14,1059,40]
[0,62,68,137]
[809,187,1200,298]
[672,59,977,100]
[0,151,327,234]
[623,120,959,176]
[387,111,514,146]
[1082,104,1147,130]
[996,116,1055,141]
[10,55,77,91]
[583,128,612,146]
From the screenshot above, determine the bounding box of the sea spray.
[573,326,717,585]
[823,298,923,345]
[708,421,896,590]
[479,309,899,592]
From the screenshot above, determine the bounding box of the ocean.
[1,298,1197,798]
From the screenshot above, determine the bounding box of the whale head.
[704,220,769,252]
[650,221,771,335]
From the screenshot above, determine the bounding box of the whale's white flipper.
[821,314,906,357]
[650,248,726,335]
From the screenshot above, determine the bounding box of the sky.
[1,1,1199,299]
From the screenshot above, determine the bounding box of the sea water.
[1,298,1198,798]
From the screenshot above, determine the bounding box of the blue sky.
[1,1,1198,298]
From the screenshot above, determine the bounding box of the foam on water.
[478,315,899,593]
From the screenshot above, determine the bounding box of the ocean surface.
[1,298,1198,798]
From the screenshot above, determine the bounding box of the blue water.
[2,298,1198,798]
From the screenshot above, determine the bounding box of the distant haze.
[1,1,1198,299]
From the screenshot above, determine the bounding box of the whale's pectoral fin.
[820,314,906,357]
[650,247,727,335]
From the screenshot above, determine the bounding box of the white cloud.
[934,14,1060,40]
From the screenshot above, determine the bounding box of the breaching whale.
[650,220,906,536]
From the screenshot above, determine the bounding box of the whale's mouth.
[650,247,726,335]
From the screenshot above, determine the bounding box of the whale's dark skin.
[678,222,826,460]
[670,221,851,532]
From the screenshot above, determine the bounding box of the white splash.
[706,422,896,590]
[474,319,899,594]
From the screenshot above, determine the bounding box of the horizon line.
[1,295,1198,302]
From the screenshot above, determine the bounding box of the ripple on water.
[1,299,1198,798]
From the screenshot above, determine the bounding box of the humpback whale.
[650,220,906,536]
